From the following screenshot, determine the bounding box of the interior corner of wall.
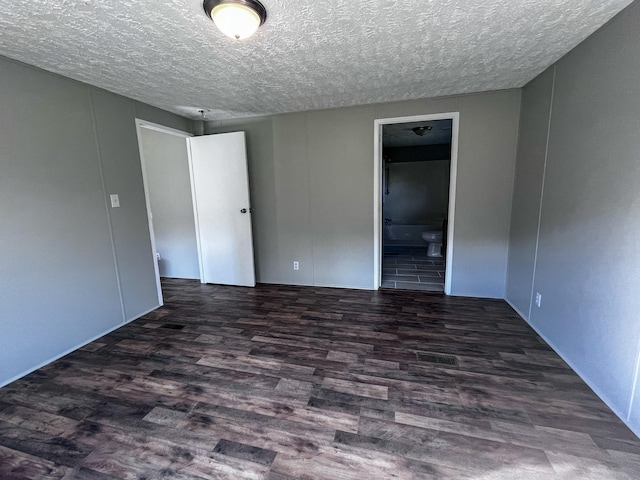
[505,296,529,323]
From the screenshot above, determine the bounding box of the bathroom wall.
[0,56,191,387]
[384,144,451,163]
[383,159,450,226]
[206,89,520,297]
[505,0,640,436]
[139,128,200,279]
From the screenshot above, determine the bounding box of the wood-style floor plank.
[0,278,639,479]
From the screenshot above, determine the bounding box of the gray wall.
[0,56,191,387]
[506,2,640,436]
[206,90,521,296]
[505,69,554,317]
[139,128,200,279]
[383,159,450,226]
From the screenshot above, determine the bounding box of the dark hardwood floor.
[1,278,639,479]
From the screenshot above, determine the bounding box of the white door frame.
[135,119,193,305]
[373,112,460,294]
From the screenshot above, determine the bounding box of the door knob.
[240,208,247,213]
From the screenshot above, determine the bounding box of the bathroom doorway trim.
[373,112,460,294]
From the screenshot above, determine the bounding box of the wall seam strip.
[528,66,556,321]
[89,88,127,323]
[305,112,315,285]
[627,318,640,419]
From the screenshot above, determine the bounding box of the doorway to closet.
[135,120,256,302]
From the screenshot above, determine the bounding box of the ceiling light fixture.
[412,126,433,136]
[203,0,267,40]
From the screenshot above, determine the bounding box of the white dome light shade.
[203,0,267,40]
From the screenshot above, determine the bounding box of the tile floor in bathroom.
[382,246,445,292]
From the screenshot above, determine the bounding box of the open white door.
[188,132,256,287]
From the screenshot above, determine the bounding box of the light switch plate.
[110,194,120,208]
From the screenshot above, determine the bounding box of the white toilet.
[421,230,443,257]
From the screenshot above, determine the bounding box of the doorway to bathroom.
[373,113,459,293]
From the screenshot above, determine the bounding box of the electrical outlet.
[293,261,299,271]
[535,292,542,308]
[156,252,161,261]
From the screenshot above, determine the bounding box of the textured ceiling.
[0,0,633,120]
